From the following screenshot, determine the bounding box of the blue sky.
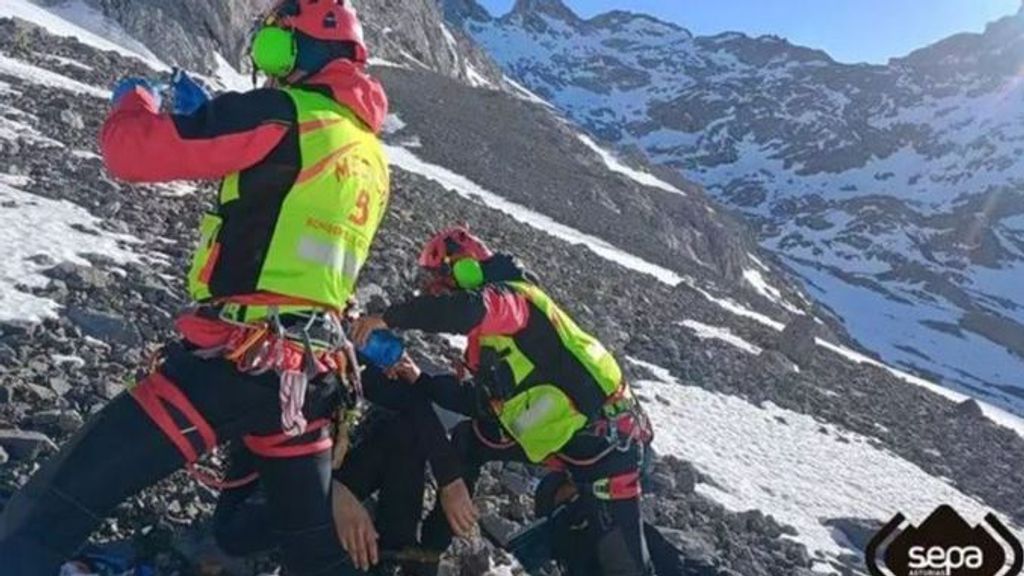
[477,0,1022,63]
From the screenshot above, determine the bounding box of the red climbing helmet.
[264,0,368,63]
[418,227,494,270]
[417,228,494,294]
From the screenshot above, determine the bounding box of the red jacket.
[100,60,388,183]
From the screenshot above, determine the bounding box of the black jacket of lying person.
[212,360,478,575]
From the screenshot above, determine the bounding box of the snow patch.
[503,75,554,108]
[0,54,110,99]
[368,57,410,70]
[629,358,1014,569]
[153,182,198,198]
[679,319,762,355]
[748,252,771,272]
[465,63,495,89]
[576,134,685,196]
[382,114,407,136]
[688,283,787,331]
[743,268,803,314]
[71,150,100,160]
[385,145,685,286]
[440,24,494,90]
[0,174,32,188]
[0,183,140,323]
[440,24,460,63]
[211,54,252,93]
[51,354,85,369]
[441,334,468,350]
[0,0,167,70]
[39,53,93,72]
[0,114,62,148]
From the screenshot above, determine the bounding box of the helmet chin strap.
[285,68,315,86]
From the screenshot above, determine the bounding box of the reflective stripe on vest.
[483,282,623,463]
[187,87,389,312]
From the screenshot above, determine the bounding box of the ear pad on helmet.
[453,259,485,290]
[251,26,298,77]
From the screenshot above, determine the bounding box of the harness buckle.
[591,471,642,501]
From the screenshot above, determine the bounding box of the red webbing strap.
[593,470,642,501]
[243,418,333,458]
[131,372,217,464]
[609,470,642,499]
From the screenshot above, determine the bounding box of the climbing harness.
[472,378,653,503]
[131,300,365,490]
[552,385,653,468]
[188,303,362,437]
[590,470,643,501]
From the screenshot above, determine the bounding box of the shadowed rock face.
[45,0,506,87]
[36,0,266,72]
[352,0,505,85]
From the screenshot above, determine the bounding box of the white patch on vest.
[512,393,557,436]
[585,341,608,361]
[299,233,350,270]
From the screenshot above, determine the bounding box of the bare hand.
[440,478,479,537]
[333,481,379,571]
[385,353,422,383]
[351,315,388,348]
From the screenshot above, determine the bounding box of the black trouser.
[214,408,430,557]
[420,419,652,576]
[0,342,354,576]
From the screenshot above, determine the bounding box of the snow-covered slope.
[630,357,1015,571]
[446,0,1024,417]
[0,182,139,322]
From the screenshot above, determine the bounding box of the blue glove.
[111,78,161,108]
[171,70,210,116]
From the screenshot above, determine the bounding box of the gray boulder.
[0,429,58,460]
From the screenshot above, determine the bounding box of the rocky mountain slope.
[0,1,1023,575]
[25,0,507,89]
[446,0,1024,416]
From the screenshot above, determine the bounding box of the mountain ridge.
[446,0,1024,415]
[453,0,1024,66]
